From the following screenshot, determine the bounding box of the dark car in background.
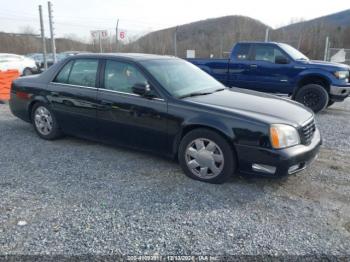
[26,51,90,71]
[9,54,321,183]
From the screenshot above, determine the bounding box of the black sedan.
[9,54,321,183]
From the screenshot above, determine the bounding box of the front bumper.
[235,129,322,177]
[329,85,350,101]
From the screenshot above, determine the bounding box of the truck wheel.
[178,128,236,184]
[294,84,329,113]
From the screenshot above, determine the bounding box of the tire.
[327,100,335,108]
[31,102,62,140]
[294,84,329,113]
[23,68,33,76]
[178,128,236,184]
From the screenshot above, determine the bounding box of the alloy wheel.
[185,138,224,179]
[34,106,53,136]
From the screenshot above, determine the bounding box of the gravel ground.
[0,99,349,258]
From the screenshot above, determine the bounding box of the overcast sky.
[0,0,349,41]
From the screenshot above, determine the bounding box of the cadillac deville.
[9,54,321,183]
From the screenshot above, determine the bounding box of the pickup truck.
[188,42,350,112]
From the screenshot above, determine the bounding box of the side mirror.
[132,83,152,96]
[275,56,289,64]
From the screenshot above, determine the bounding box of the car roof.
[237,41,280,45]
[72,53,177,61]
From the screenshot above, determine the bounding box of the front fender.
[293,70,334,97]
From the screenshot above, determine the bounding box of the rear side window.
[235,44,250,60]
[55,61,74,83]
[54,59,98,87]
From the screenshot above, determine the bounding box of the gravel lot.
[0,99,349,258]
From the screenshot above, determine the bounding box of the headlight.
[270,124,300,149]
[334,71,349,80]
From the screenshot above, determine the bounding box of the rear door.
[228,43,253,88]
[96,59,169,154]
[47,58,100,138]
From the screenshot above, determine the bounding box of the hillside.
[124,16,270,58]
[124,10,350,59]
[271,9,350,59]
[1,9,350,60]
[0,32,92,54]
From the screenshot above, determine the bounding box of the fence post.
[324,36,329,61]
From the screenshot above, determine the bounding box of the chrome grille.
[301,118,316,145]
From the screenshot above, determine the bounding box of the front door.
[96,60,168,154]
[247,44,293,93]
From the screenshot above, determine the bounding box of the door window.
[104,60,148,94]
[54,59,98,87]
[68,59,98,87]
[252,45,287,63]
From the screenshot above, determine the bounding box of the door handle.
[50,91,59,97]
[250,64,258,68]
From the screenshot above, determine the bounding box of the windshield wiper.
[178,91,213,99]
[179,88,225,99]
[179,88,226,98]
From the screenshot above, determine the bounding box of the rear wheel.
[294,84,329,113]
[31,103,62,140]
[178,128,236,184]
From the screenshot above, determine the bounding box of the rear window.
[235,44,251,60]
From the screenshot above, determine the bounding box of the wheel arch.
[27,97,50,122]
[293,74,331,99]
[172,122,236,159]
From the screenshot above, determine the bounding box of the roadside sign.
[119,31,125,40]
[91,30,109,40]
[186,50,196,58]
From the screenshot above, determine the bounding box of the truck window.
[235,44,250,60]
[252,45,287,63]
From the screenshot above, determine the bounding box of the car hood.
[301,60,350,70]
[183,88,314,127]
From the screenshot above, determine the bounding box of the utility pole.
[264,28,269,42]
[115,19,119,52]
[174,26,178,56]
[39,5,47,70]
[99,32,102,53]
[297,35,302,50]
[324,36,329,61]
[48,1,57,63]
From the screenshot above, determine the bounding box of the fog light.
[288,164,300,174]
[252,164,276,174]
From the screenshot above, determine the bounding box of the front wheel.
[23,68,33,76]
[294,84,329,113]
[31,103,62,140]
[327,100,335,108]
[178,128,236,184]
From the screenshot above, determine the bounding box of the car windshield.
[141,59,225,98]
[279,43,309,61]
